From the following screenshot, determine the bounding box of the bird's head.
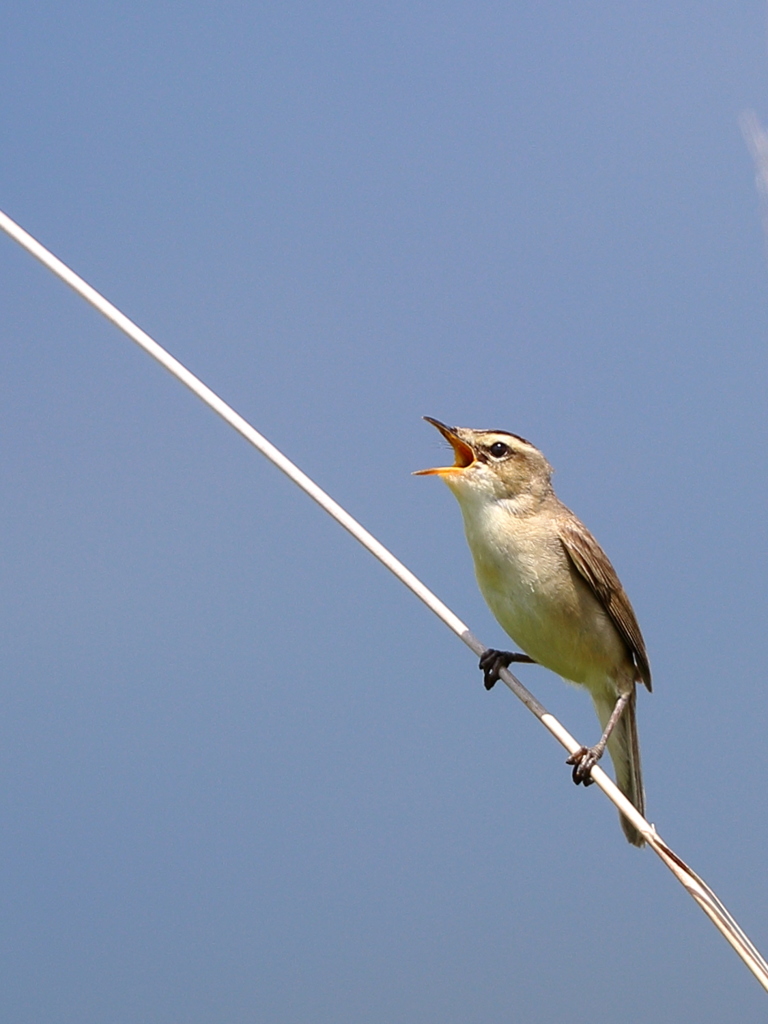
[415,417,553,507]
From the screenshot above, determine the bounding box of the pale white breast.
[456,496,628,689]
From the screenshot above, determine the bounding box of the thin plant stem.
[1,207,767,991]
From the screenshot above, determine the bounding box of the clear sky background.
[1,3,767,1021]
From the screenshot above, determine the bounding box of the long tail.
[593,688,645,847]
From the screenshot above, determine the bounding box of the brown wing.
[558,516,652,692]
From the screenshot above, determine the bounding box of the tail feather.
[594,688,645,847]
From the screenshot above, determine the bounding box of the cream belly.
[460,500,631,692]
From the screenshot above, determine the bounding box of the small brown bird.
[416,418,651,846]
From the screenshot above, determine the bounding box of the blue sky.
[1,3,768,1020]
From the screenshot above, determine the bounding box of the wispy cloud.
[740,109,768,241]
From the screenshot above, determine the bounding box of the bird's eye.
[489,441,510,459]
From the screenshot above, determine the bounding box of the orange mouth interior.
[414,418,476,476]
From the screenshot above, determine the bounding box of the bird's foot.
[478,649,535,690]
[565,746,604,787]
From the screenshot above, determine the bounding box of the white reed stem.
[1,207,767,992]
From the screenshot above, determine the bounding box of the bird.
[415,417,651,846]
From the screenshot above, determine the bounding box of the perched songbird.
[416,418,651,846]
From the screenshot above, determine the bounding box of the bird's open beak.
[414,417,476,476]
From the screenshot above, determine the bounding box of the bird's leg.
[566,690,632,787]
[479,649,536,690]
